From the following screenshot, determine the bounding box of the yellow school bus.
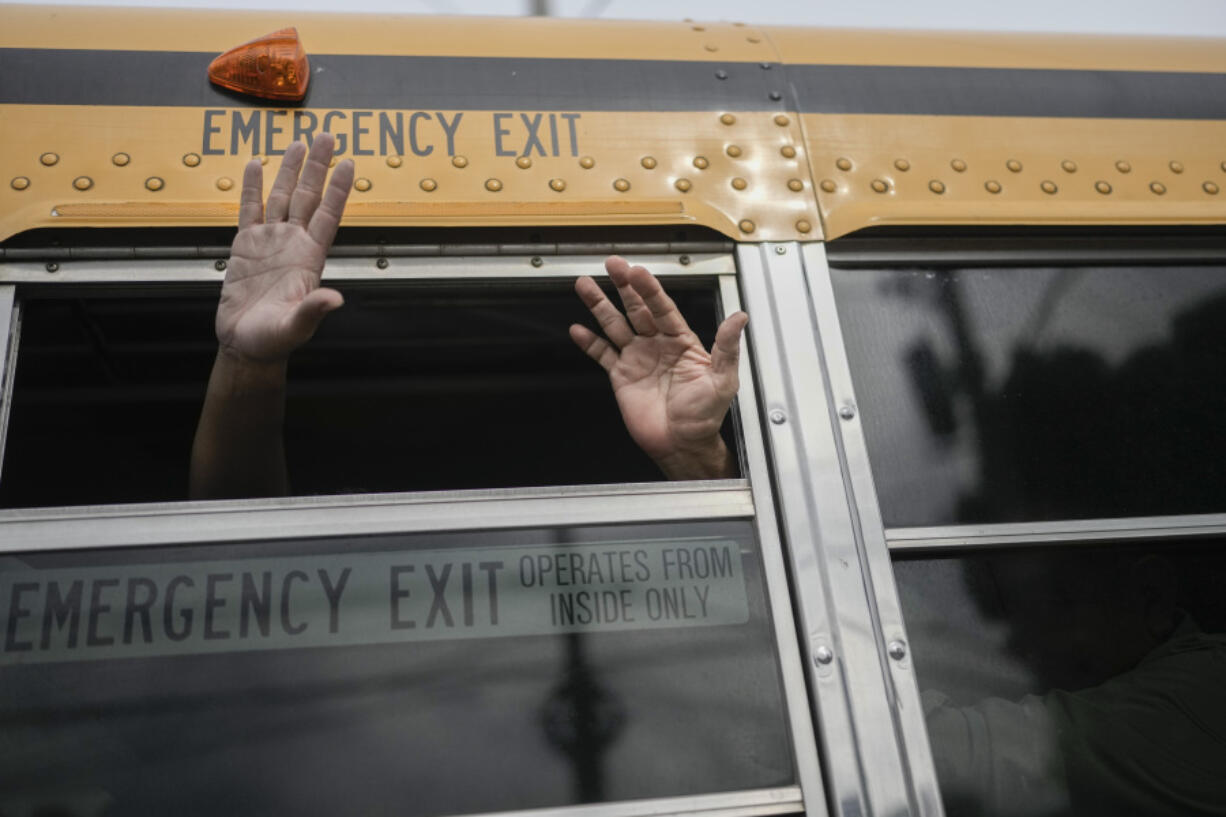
[2,6,1225,817]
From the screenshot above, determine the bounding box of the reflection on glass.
[896,543,1226,816]
[832,265,1226,526]
[0,521,793,816]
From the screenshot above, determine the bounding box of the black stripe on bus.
[2,49,1224,119]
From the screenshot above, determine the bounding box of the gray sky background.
[10,0,1226,37]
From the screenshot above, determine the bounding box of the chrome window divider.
[799,244,944,817]
[720,274,827,817]
[888,512,1226,551]
[739,242,910,817]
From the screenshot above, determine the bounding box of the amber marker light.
[208,28,309,102]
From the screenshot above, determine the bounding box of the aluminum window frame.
[0,253,825,817]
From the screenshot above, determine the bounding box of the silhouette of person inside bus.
[189,135,747,498]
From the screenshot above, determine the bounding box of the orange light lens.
[208,27,309,101]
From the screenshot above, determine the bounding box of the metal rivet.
[516,156,532,169]
[839,404,855,420]
[216,177,233,191]
[1205,181,1221,195]
[376,258,389,270]
[144,176,163,191]
[787,178,804,192]
[45,262,59,273]
[720,113,736,126]
[715,69,728,80]
[613,178,630,192]
[796,219,812,233]
[679,254,691,266]
[1170,160,1184,174]
[836,157,852,171]
[112,153,130,167]
[727,145,743,158]
[73,176,94,191]
[674,178,692,192]
[214,259,227,272]
[387,155,403,168]
[579,156,595,169]
[182,153,201,167]
[354,177,372,192]
[1061,159,1077,173]
[985,180,1002,194]
[1116,160,1132,173]
[894,159,910,172]
[759,61,771,69]
[871,179,889,193]
[485,178,503,192]
[704,44,719,52]
[769,90,782,101]
[641,156,657,169]
[774,114,789,126]
[739,219,756,234]
[452,155,469,168]
[769,409,786,424]
[820,179,836,193]
[1151,181,1167,195]
[888,640,907,660]
[260,156,270,166]
[693,156,709,170]
[774,245,787,255]
[10,176,30,191]
[814,646,833,665]
[420,178,438,192]
[1221,161,1226,173]
[731,177,747,190]
[781,146,797,159]
[40,152,59,166]
[1095,180,1112,195]
[1041,180,1057,194]
[951,158,967,172]
[929,180,945,194]
[530,256,544,268]
[1007,159,1023,173]
[747,36,761,43]
[550,178,567,192]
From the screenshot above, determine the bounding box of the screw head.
[45,262,59,273]
[769,409,786,424]
[774,245,786,255]
[715,70,728,80]
[814,646,834,665]
[838,404,856,420]
[678,255,691,266]
[376,258,390,270]
[888,640,907,660]
[214,259,228,272]
[769,90,782,101]
[530,256,544,268]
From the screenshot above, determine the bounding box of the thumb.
[711,311,748,384]
[285,287,344,347]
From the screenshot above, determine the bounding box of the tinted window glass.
[832,265,1226,526]
[895,543,1226,817]
[0,520,793,816]
[1,280,727,508]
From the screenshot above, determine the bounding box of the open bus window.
[0,279,735,509]
[0,519,794,816]
[894,541,1226,817]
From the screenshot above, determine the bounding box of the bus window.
[831,262,1226,526]
[0,277,733,509]
[894,541,1226,817]
[0,519,794,817]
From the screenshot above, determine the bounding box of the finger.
[287,133,336,227]
[265,141,308,223]
[605,256,657,336]
[307,158,354,248]
[569,324,619,373]
[574,276,634,348]
[284,287,344,348]
[711,311,748,384]
[238,158,264,229]
[625,263,690,336]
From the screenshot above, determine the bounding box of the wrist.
[652,436,736,480]
[211,347,288,392]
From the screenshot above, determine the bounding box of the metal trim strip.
[887,513,1226,551]
[445,786,803,817]
[0,286,17,488]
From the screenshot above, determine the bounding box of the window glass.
[0,519,793,816]
[832,264,1226,526]
[895,542,1226,817]
[0,279,729,508]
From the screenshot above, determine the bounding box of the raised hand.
[217,133,354,363]
[570,256,748,480]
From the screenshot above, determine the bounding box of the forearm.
[652,436,736,480]
[190,350,290,499]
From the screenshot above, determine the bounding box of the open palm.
[571,257,748,479]
[217,135,354,363]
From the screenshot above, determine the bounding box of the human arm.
[189,135,354,499]
[570,256,748,480]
